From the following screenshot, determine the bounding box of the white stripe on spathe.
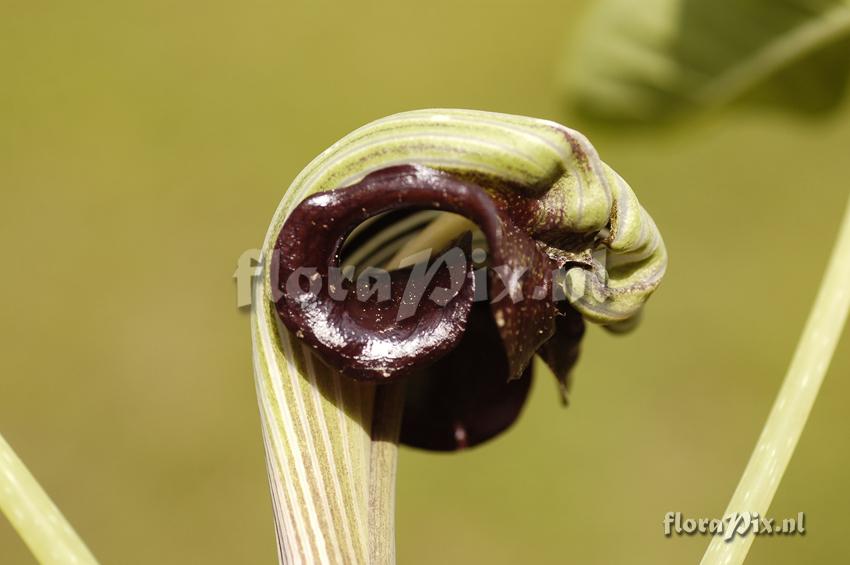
[251,109,667,564]
[301,344,360,563]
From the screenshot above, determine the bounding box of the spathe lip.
[273,164,564,383]
[272,164,587,449]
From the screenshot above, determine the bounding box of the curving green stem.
[0,433,98,565]
[701,195,850,565]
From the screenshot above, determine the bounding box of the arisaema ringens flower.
[251,109,666,563]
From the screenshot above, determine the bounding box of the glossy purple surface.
[273,165,585,449]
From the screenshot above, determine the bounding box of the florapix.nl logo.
[663,512,806,541]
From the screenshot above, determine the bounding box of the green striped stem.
[700,195,850,565]
[0,433,98,564]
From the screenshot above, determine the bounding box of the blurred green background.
[2,1,849,563]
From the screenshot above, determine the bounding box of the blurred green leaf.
[562,0,850,123]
